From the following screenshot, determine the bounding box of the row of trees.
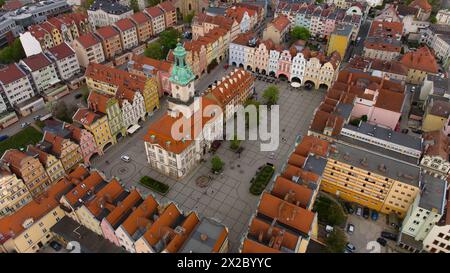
[144,28,182,60]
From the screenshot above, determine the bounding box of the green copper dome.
[169,42,195,86]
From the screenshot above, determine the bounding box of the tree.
[144,42,164,60]
[51,101,75,123]
[0,0,5,7]
[361,115,368,122]
[183,11,195,25]
[83,0,95,9]
[290,26,311,42]
[325,228,347,253]
[130,0,139,12]
[230,135,241,150]
[0,38,25,64]
[211,156,224,173]
[262,85,279,106]
[430,16,437,24]
[147,0,160,7]
[159,28,182,53]
[314,197,346,226]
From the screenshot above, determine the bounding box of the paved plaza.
[91,77,326,252]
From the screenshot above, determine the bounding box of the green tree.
[183,11,195,25]
[159,28,182,51]
[430,16,437,24]
[211,156,224,173]
[0,38,25,64]
[290,26,311,42]
[0,0,5,7]
[144,41,164,60]
[130,0,139,12]
[361,115,368,122]
[147,0,160,7]
[262,85,279,106]
[230,135,241,150]
[325,228,347,253]
[83,0,95,9]
[314,197,346,226]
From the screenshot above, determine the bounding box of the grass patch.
[249,165,275,195]
[139,176,169,195]
[0,127,43,157]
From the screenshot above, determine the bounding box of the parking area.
[90,76,326,252]
[346,212,399,253]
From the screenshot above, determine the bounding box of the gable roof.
[47,42,75,60]
[21,53,52,71]
[0,63,27,85]
[400,46,439,74]
[76,33,101,48]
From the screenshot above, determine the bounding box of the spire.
[169,42,195,86]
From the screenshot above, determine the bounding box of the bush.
[139,176,169,194]
[325,227,347,253]
[249,165,275,195]
[314,196,346,226]
[211,155,224,173]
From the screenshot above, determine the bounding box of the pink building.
[101,190,143,246]
[324,18,335,37]
[254,40,274,74]
[277,49,292,80]
[64,123,101,165]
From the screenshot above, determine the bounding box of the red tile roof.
[145,6,164,18]
[21,53,52,72]
[115,18,135,31]
[270,15,290,32]
[95,26,119,40]
[400,46,439,74]
[0,63,26,85]
[47,42,75,60]
[158,1,175,12]
[130,12,151,25]
[76,33,100,48]
[409,0,432,12]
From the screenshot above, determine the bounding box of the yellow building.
[72,108,116,153]
[42,132,83,172]
[0,170,32,217]
[422,100,450,132]
[0,178,72,253]
[321,142,420,218]
[27,145,65,183]
[327,24,352,58]
[85,63,160,114]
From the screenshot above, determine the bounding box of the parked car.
[49,241,62,251]
[120,155,131,162]
[381,231,398,241]
[371,211,379,221]
[344,202,354,214]
[20,122,30,128]
[325,225,334,233]
[0,135,8,142]
[356,207,362,216]
[347,223,355,234]
[377,237,387,247]
[363,207,370,219]
[33,115,42,120]
[345,243,356,252]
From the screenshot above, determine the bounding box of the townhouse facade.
[158,1,177,28]
[26,145,65,183]
[144,7,166,35]
[95,26,123,60]
[0,63,35,113]
[114,19,139,51]
[1,150,51,197]
[72,33,106,68]
[0,170,32,217]
[263,15,290,45]
[420,131,450,179]
[46,42,81,81]
[130,12,153,44]
[18,53,60,96]
[64,123,102,165]
[41,131,83,172]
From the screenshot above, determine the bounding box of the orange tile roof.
[288,153,307,168]
[104,190,142,228]
[241,238,282,253]
[85,179,125,218]
[257,193,315,235]
[369,20,403,39]
[374,89,405,112]
[295,135,329,157]
[72,108,104,126]
[76,33,101,48]
[114,18,135,31]
[158,0,175,12]
[423,130,449,159]
[130,54,173,74]
[143,97,219,154]
[43,131,66,156]
[142,203,181,247]
[27,145,50,164]
[121,195,159,238]
[130,12,151,25]
[145,6,164,18]
[226,6,256,23]
[409,0,432,12]
[47,42,75,60]
[0,170,81,240]
[87,91,113,114]
[400,46,439,74]
[2,149,31,169]
[282,164,320,183]
[164,212,200,253]
[271,176,313,209]
[95,26,119,40]
[63,171,105,206]
[270,15,290,32]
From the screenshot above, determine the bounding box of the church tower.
[168,42,196,118]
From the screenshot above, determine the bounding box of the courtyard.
[90,75,326,252]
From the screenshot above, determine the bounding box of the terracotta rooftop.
[130,12,151,25]
[21,53,52,72]
[409,0,432,12]
[158,0,175,12]
[270,14,290,32]
[63,170,105,207]
[120,195,159,239]
[104,190,142,229]
[164,212,200,253]
[400,47,439,74]
[226,6,256,23]
[369,20,403,39]
[232,31,258,46]
[47,42,75,60]
[0,63,26,85]
[87,91,114,114]
[73,108,104,126]
[43,131,68,156]
[282,164,320,184]
[1,149,32,169]
[374,89,405,112]
[131,54,173,74]
[76,33,101,48]
[141,203,181,248]
[257,193,315,235]
[114,18,135,32]
[85,179,125,219]
[271,176,313,209]
[423,130,449,159]
[95,26,120,40]
[145,6,164,18]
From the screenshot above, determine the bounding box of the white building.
[290,52,306,82]
[0,170,32,217]
[0,63,36,112]
[422,211,450,253]
[436,9,450,25]
[421,130,450,179]
[118,90,146,131]
[229,40,249,68]
[19,32,44,57]
[87,0,134,27]
[46,42,81,81]
[144,7,166,35]
[398,175,447,252]
[19,53,60,94]
[420,24,450,63]
[72,33,105,68]
[268,49,280,76]
[114,18,139,51]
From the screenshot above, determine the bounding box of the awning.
[291,82,301,88]
[127,124,141,134]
